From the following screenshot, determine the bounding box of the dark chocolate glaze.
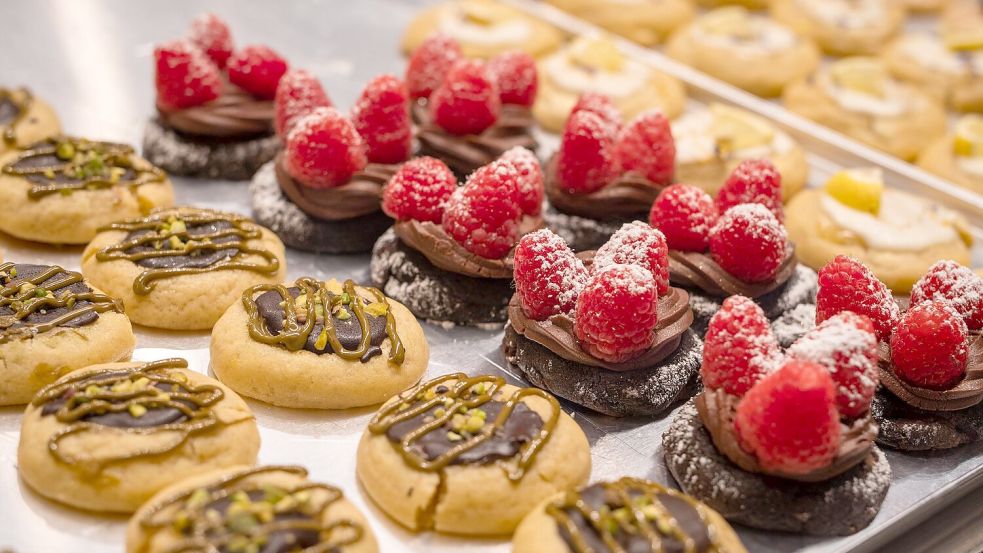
[208,490,321,553]
[125,220,239,270]
[1,264,97,328]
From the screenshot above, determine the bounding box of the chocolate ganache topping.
[368,373,559,481]
[547,477,721,553]
[878,338,983,411]
[669,248,797,298]
[544,154,663,220]
[696,388,876,483]
[274,153,398,221]
[413,100,538,176]
[157,83,274,139]
[136,466,365,553]
[243,277,405,364]
[0,87,31,146]
[0,263,122,344]
[2,137,166,199]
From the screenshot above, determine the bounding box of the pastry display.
[512,477,748,553]
[18,358,260,513]
[0,262,135,406]
[127,465,378,553]
[664,296,891,535]
[0,136,175,245]
[251,72,409,253]
[0,86,60,155]
[210,277,429,409]
[534,35,686,133]
[356,373,591,535]
[883,24,983,112]
[783,57,948,161]
[544,0,694,46]
[919,114,983,194]
[81,207,287,330]
[401,0,563,59]
[770,0,905,56]
[786,167,972,293]
[371,153,543,326]
[143,14,288,180]
[503,225,702,416]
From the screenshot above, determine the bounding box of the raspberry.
[188,13,234,68]
[702,296,781,396]
[500,147,543,216]
[612,110,675,186]
[716,159,784,223]
[274,70,332,137]
[556,110,616,194]
[574,264,660,363]
[594,222,670,296]
[406,34,463,100]
[709,204,787,283]
[382,157,457,223]
[154,40,222,110]
[513,229,589,320]
[283,107,367,189]
[735,359,841,475]
[441,160,521,259]
[351,75,412,164]
[572,92,622,130]
[487,51,538,107]
[430,60,500,136]
[890,301,969,390]
[816,255,900,342]
[227,45,289,100]
[788,312,878,418]
[910,260,983,331]
[648,184,718,252]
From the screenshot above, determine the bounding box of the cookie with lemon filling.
[883,23,983,112]
[544,0,694,46]
[771,0,905,56]
[919,114,983,194]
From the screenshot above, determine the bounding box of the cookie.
[883,33,983,113]
[541,207,638,252]
[143,118,280,180]
[871,389,983,451]
[0,87,60,155]
[918,118,983,195]
[18,358,260,513]
[545,0,694,45]
[771,0,905,56]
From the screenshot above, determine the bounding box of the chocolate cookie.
[663,401,891,536]
[772,302,817,348]
[871,389,983,450]
[143,117,280,180]
[542,206,639,252]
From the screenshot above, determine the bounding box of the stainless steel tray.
[0,2,981,553]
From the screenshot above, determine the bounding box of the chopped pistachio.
[226,512,259,534]
[43,168,56,179]
[262,485,286,504]
[341,292,352,305]
[313,327,328,351]
[423,388,436,401]
[8,268,16,278]
[84,384,103,396]
[55,142,76,160]
[463,414,485,433]
[187,488,211,509]
[434,407,446,418]
[128,404,147,417]
[335,308,351,321]
[398,401,411,411]
[172,510,191,532]
[168,235,184,250]
[364,302,389,317]
[66,297,76,309]
[447,431,463,442]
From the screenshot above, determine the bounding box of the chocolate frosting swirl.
[878,337,983,411]
[156,84,273,139]
[696,389,876,483]
[274,153,396,221]
[669,249,797,298]
[544,154,663,219]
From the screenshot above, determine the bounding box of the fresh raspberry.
[154,40,222,110]
[441,160,521,259]
[735,359,841,475]
[910,260,983,331]
[574,264,660,363]
[594,222,670,296]
[283,107,367,189]
[188,13,234,68]
[788,312,878,418]
[227,45,289,100]
[406,34,463,100]
[555,110,616,194]
[572,92,622,130]
[816,255,900,342]
[513,229,589,320]
[382,157,457,223]
[273,69,332,137]
[612,110,675,186]
[351,75,412,164]
[487,51,538,107]
[702,296,781,396]
[430,60,500,136]
[715,159,784,223]
[890,301,969,390]
[500,147,543,216]
[648,184,718,252]
[709,204,787,283]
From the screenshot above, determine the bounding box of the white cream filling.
[672,110,793,164]
[817,71,908,118]
[543,51,650,98]
[692,18,798,55]
[798,0,885,29]
[821,190,961,251]
[438,10,531,46]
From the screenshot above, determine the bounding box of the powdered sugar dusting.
[910,259,983,330]
[594,221,669,294]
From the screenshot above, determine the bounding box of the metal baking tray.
[0,1,981,553]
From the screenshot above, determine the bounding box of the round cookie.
[545,0,695,45]
[18,358,260,513]
[356,373,592,535]
[871,389,983,451]
[0,262,135,406]
[81,206,287,330]
[127,465,378,553]
[918,134,983,195]
[211,277,429,409]
[142,117,281,181]
[541,206,638,253]
[770,0,905,56]
[0,136,174,245]
[883,34,983,113]
[0,87,60,155]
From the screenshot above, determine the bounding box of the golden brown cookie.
[883,32,983,113]
[918,121,983,195]
[545,0,695,45]
[771,0,905,56]
[0,87,60,155]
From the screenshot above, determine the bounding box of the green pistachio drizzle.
[0,87,32,145]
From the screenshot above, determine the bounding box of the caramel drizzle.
[32,358,225,466]
[242,277,405,364]
[0,87,31,145]
[1,137,166,199]
[546,477,723,553]
[0,262,123,344]
[94,208,281,295]
[368,373,560,481]
[137,465,364,553]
